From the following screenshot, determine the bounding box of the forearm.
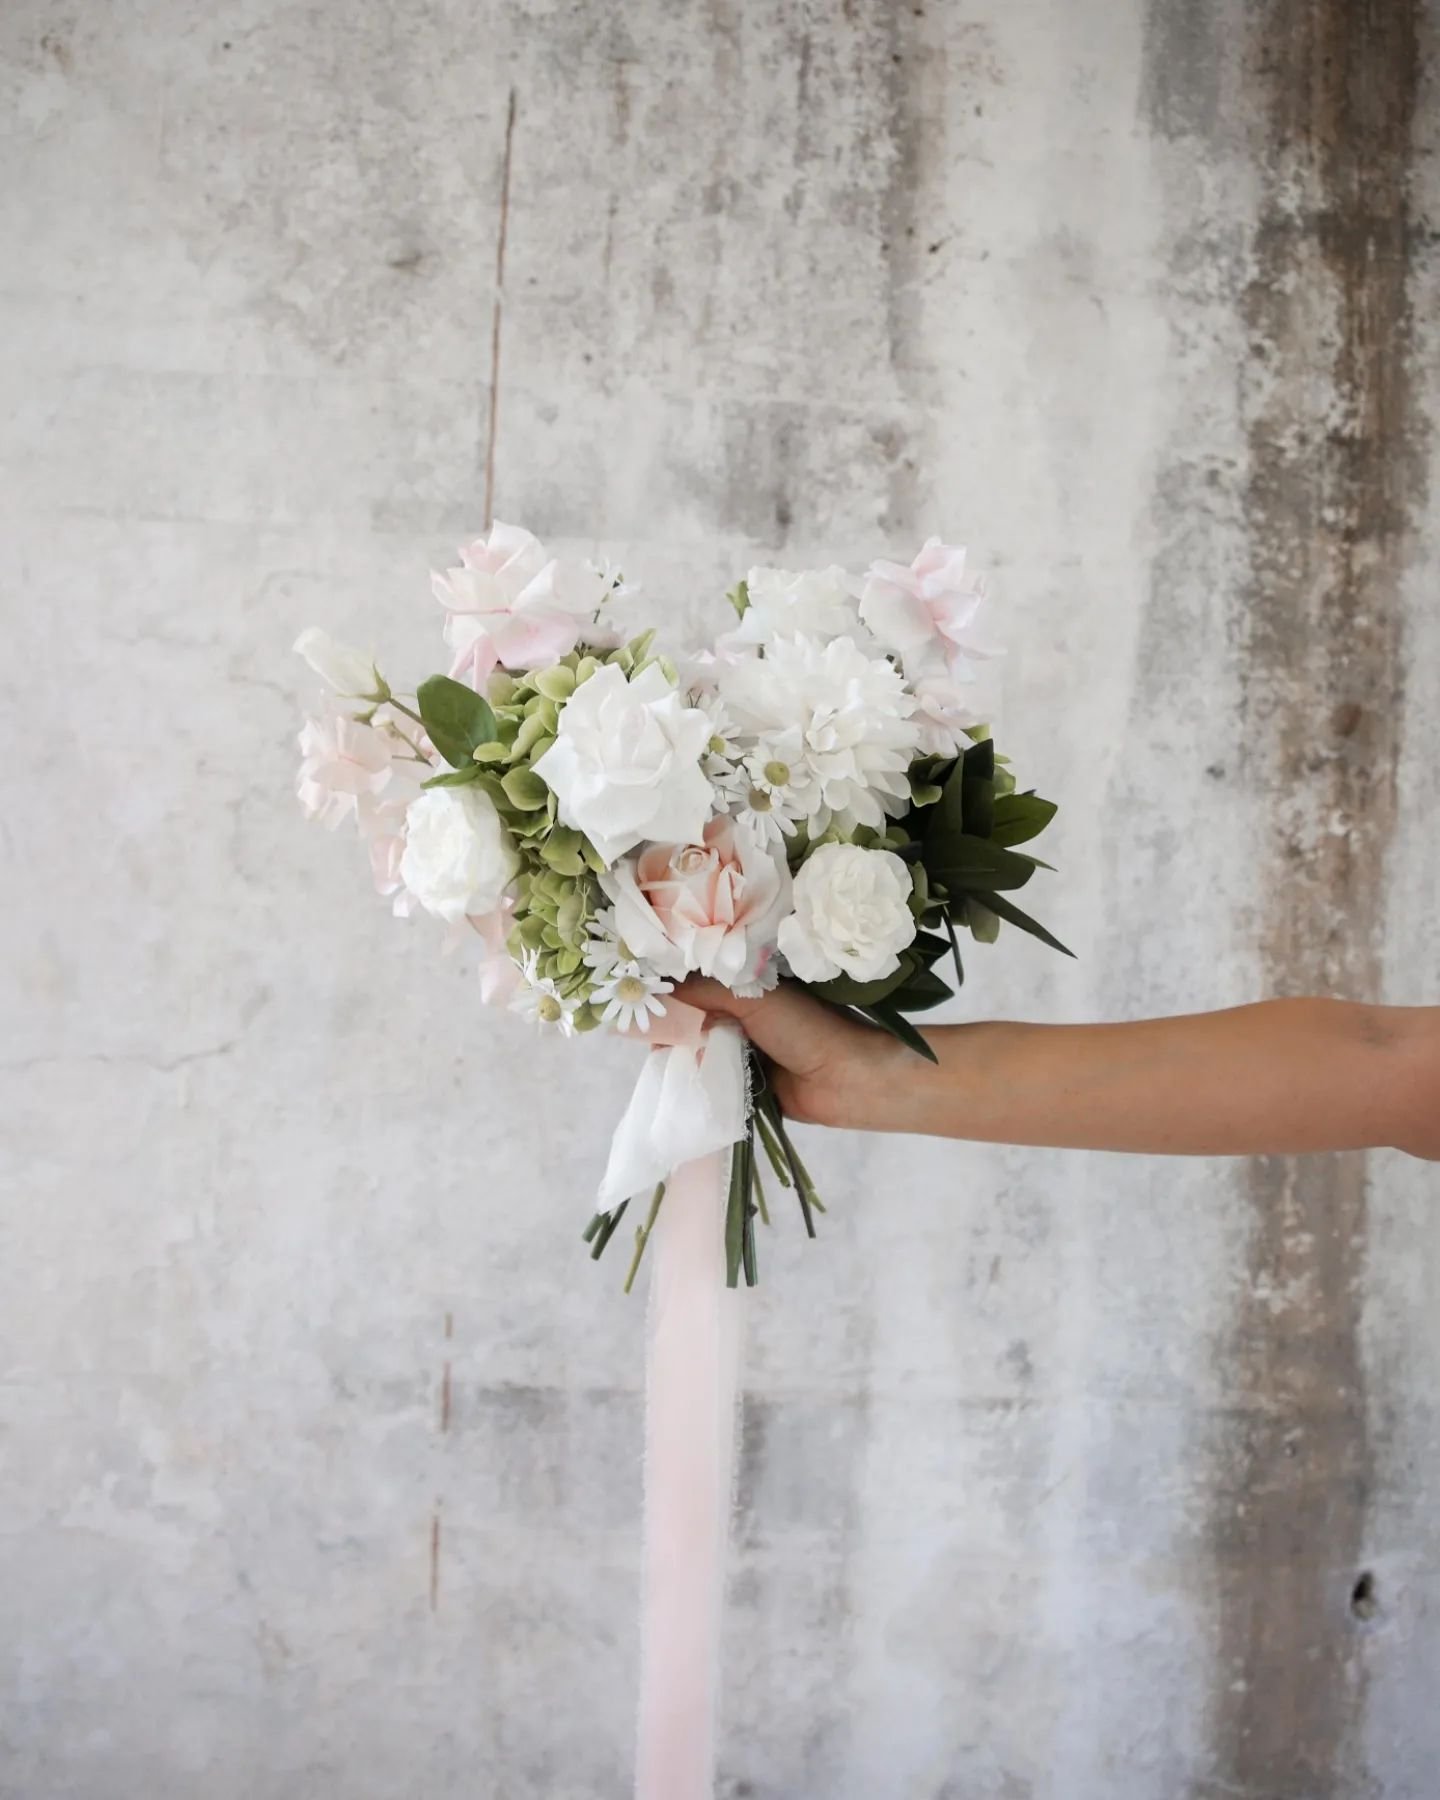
[872,999,1439,1157]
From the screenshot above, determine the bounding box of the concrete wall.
[3,3,1437,1795]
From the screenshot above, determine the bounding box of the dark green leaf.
[856,1004,940,1062]
[887,966,954,1012]
[991,791,1059,848]
[416,674,499,770]
[960,737,996,838]
[806,959,914,1008]
[928,835,1037,893]
[969,890,1075,957]
[911,930,951,967]
[942,911,965,988]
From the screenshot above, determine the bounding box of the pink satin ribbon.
[625,1001,744,1800]
[635,1149,741,1799]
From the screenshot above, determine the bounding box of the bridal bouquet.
[294,524,1067,1290]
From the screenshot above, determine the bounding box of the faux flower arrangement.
[294,524,1067,1289]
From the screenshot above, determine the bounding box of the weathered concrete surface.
[1,3,1437,1796]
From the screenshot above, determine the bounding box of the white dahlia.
[718,634,922,835]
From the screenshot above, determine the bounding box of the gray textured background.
[3,3,1438,1796]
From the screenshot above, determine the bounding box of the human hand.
[674,977,913,1130]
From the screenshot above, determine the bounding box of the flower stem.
[753,1107,793,1189]
[724,1140,748,1288]
[749,1151,770,1227]
[623,1182,666,1295]
[383,696,427,729]
[587,1199,630,1260]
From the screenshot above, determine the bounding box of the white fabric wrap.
[598,1019,747,1211]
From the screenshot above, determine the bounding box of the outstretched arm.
[679,984,1440,1162]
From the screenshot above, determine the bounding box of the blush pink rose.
[601,815,790,993]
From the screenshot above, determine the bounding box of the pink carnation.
[433,521,610,686]
[858,538,1001,682]
[296,715,394,830]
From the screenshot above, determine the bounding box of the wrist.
[849,1024,952,1135]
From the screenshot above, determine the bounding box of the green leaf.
[910,781,943,808]
[991,791,1059,848]
[420,765,482,789]
[533,664,577,702]
[513,711,554,760]
[416,675,498,769]
[539,826,587,877]
[968,890,1075,957]
[855,1004,939,1062]
[626,628,657,663]
[501,766,550,811]
[726,578,750,618]
[928,835,1037,893]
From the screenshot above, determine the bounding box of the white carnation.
[777,842,917,984]
[532,662,714,866]
[718,634,923,835]
[399,786,520,923]
[725,565,865,648]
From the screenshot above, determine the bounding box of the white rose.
[776,842,917,984]
[294,627,383,699]
[531,662,713,866]
[399,786,520,922]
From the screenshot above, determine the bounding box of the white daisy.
[510,954,580,1036]
[694,691,746,808]
[582,908,625,980]
[588,556,641,602]
[595,961,674,1033]
[731,743,809,850]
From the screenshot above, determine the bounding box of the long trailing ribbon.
[599,1004,748,1800]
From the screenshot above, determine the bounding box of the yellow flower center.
[763,760,791,786]
[616,974,648,1003]
[747,787,773,812]
[537,994,564,1023]
[708,734,728,756]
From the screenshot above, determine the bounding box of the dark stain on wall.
[1222,5,1421,1788]
[1146,1,1425,1793]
